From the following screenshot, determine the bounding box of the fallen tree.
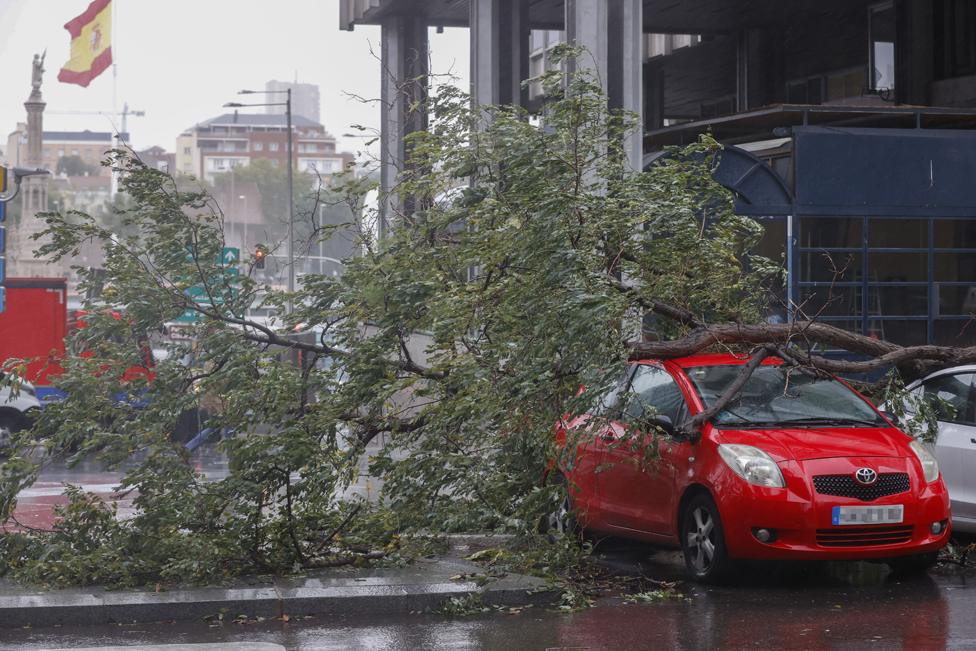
[0,51,967,586]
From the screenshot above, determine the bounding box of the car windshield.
[685,364,884,428]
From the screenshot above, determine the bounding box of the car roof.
[636,353,783,369]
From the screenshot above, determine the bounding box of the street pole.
[286,88,294,315]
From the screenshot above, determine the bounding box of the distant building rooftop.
[194,113,323,130]
[43,130,130,142]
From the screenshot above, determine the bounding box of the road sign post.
[175,247,241,323]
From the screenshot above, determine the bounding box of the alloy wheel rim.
[686,506,716,573]
[550,495,572,534]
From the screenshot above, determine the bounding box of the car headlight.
[909,440,939,483]
[718,444,785,488]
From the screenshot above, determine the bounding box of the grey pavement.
[0,554,551,630]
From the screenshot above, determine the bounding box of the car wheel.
[0,412,25,434]
[540,473,579,541]
[681,493,734,583]
[887,552,939,575]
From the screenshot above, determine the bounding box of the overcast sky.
[0,0,469,159]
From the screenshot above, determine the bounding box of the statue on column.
[30,51,45,100]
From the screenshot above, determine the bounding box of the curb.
[0,559,556,628]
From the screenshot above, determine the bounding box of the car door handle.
[971,438,976,445]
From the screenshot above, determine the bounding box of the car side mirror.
[647,414,676,438]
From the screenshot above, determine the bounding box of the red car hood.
[715,426,911,462]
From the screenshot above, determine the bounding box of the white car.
[905,365,976,534]
[0,376,42,435]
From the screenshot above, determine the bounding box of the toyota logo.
[854,468,878,485]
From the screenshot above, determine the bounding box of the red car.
[551,354,950,582]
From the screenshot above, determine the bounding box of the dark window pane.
[868,219,927,248]
[799,252,862,282]
[934,219,976,248]
[921,373,976,424]
[867,319,927,346]
[935,319,976,346]
[869,285,929,317]
[799,218,862,248]
[754,218,786,264]
[935,252,976,281]
[798,286,859,317]
[870,252,928,282]
[937,285,976,316]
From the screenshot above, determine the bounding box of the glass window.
[799,252,861,282]
[253,142,263,151]
[869,219,928,248]
[799,218,861,248]
[685,364,882,427]
[754,218,787,264]
[869,285,929,316]
[921,373,976,423]
[870,2,896,91]
[867,319,927,346]
[269,142,279,152]
[870,252,928,282]
[936,285,976,316]
[935,252,976,282]
[798,286,859,317]
[622,365,688,425]
[934,219,976,248]
[935,319,976,346]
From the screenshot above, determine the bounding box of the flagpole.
[110,0,118,198]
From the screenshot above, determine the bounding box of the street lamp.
[0,167,51,204]
[224,87,294,313]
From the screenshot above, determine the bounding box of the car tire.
[681,493,735,583]
[540,472,579,541]
[0,411,26,434]
[886,552,939,575]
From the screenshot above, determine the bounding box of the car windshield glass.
[685,364,884,427]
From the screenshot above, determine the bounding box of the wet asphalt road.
[2,548,976,650]
[4,453,976,649]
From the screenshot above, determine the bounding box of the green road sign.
[221,247,239,267]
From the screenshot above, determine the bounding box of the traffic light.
[254,245,267,270]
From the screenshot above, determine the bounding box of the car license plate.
[832,505,904,526]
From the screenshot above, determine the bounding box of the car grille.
[816,525,914,547]
[813,473,910,502]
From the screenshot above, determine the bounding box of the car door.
[597,363,691,536]
[918,372,976,523]
[558,366,634,528]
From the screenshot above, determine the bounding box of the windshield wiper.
[773,416,884,427]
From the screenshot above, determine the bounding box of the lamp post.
[238,194,248,250]
[224,87,294,313]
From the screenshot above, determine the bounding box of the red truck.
[0,277,68,403]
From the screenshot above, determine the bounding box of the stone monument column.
[9,53,52,278]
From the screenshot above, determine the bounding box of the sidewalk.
[0,552,553,628]
[0,559,552,629]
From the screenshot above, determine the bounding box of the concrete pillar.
[379,14,428,238]
[566,0,643,172]
[470,0,529,108]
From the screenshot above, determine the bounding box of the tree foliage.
[0,55,794,587]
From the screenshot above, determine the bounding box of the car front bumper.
[717,457,951,561]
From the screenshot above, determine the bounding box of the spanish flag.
[57,0,112,88]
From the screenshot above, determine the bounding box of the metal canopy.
[645,105,976,149]
[644,144,793,216]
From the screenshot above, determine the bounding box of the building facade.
[3,127,126,177]
[342,0,976,349]
[175,113,347,184]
